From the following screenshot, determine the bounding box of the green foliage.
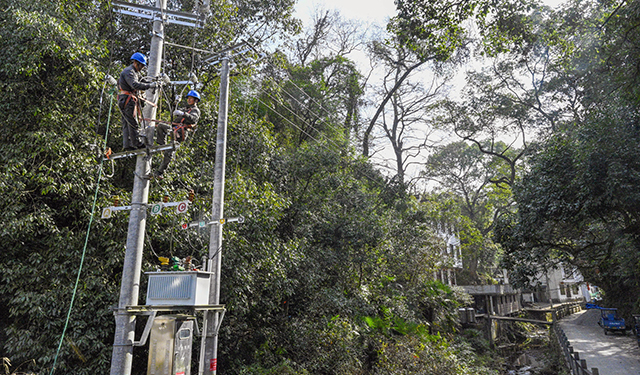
[495,0,640,315]
[363,314,432,339]
[423,141,513,283]
[390,0,480,61]
[372,333,497,375]
[0,1,507,375]
[236,359,309,375]
[390,0,538,61]
[256,53,363,147]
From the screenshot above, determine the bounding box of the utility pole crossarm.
[112,0,204,28]
[103,143,178,161]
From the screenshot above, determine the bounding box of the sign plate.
[101,207,112,219]
[176,201,189,214]
[150,203,163,215]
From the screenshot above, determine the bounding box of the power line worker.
[118,52,160,151]
[153,90,201,178]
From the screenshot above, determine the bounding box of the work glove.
[173,109,184,117]
[149,81,158,88]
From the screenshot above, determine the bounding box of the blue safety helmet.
[187,90,200,101]
[130,52,147,66]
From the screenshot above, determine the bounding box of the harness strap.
[118,89,158,108]
[118,90,137,108]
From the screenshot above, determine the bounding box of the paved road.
[557,309,640,375]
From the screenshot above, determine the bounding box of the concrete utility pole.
[109,1,165,374]
[203,53,230,375]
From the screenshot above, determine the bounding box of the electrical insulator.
[161,72,171,85]
[188,72,199,84]
[113,196,120,207]
[188,189,195,202]
[163,194,169,203]
[105,74,117,86]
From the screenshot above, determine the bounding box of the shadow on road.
[558,309,640,375]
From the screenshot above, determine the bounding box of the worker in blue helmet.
[117,52,162,150]
[153,90,201,179]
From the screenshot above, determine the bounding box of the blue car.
[598,308,626,335]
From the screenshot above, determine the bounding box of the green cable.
[49,87,115,375]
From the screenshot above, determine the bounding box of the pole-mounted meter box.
[147,315,194,375]
[146,271,212,306]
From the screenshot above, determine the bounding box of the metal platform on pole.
[103,143,178,161]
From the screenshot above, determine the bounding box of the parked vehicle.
[598,308,626,335]
[632,314,640,347]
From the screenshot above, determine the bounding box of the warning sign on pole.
[210,358,217,372]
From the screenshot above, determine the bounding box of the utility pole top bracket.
[113,0,204,28]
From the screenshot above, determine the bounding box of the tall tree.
[0,0,122,372]
[424,141,513,282]
[366,36,446,185]
[496,0,640,313]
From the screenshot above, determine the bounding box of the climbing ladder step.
[104,144,177,161]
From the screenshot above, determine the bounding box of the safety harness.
[174,107,196,142]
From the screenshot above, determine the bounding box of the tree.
[366,36,446,186]
[256,52,363,147]
[289,9,368,67]
[364,0,543,157]
[0,1,514,374]
[0,1,123,372]
[495,0,640,313]
[361,37,434,158]
[423,141,513,283]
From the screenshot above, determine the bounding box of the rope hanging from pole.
[49,84,115,375]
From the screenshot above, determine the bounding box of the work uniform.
[118,64,154,150]
[155,103,200,176]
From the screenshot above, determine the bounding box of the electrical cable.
[267,67,352,140]
[49,90,115,375]
[145,228,162,260]
[246,70,344,144]
[234,92,248,173]
[257,58,358,137]
[258,79,345,150]
[248,76,388,187]
[253,93,324,143]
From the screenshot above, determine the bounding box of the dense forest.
[1,0,640,374]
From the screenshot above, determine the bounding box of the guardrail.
[553,322,599,375]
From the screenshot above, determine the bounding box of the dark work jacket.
[175,104,200,126]
[173,103,200,142]
[118,64,153,94]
